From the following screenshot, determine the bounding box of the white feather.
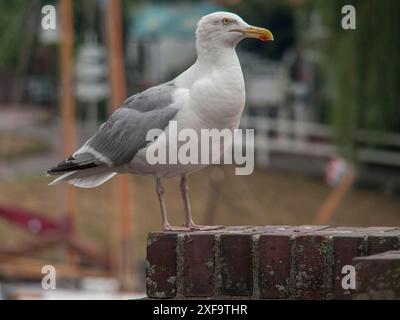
[48,171,77,186]
[68,172,117,188]
[48,166,117,188]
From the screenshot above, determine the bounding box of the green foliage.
[312,0,400,158]
[0,1,26,70]
[0,0,59,72]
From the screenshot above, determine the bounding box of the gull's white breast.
[127,55,246,178]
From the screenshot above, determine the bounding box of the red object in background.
[325,157,349,187]
[0,206,71,235]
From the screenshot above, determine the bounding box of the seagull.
[47,12,273,231]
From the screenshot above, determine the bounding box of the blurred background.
[0,0,399,299]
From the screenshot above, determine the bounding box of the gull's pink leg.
[180,175,223,231]
[155,177,190,232]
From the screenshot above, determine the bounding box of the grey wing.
[122,81,176,112]
[85,105,178,165]
[47,82,179,175]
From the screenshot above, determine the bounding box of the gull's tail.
[48,168,117,188]
[47,152,117,188]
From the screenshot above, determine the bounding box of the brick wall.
[353,250,400,299]
[146,226,400,299]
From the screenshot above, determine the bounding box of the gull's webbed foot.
[188,224,224,231]
[163,224,192,232]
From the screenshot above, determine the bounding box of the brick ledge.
[146,225,400,300]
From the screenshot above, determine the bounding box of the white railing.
[239,115,400,168]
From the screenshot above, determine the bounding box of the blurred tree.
[309,0,400,159]
[0,0,27,71]
[0,0,98,105]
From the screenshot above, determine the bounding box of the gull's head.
[196,11,273,49]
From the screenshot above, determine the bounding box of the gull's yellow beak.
[231,26,274,42]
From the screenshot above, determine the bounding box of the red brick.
[366,231,400,255]
[292,234,332,299]
[312,227,365,299]
[353,250,400,299]
[145,226,400,300]
[257,226,330,299]
[181,233,215,297]
[219,233,253,296]
[258,234,292,299]
[146,232,177,298]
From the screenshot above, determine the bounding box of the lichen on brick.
[295,270,309,289]
[152,291,167,299]
[146,277,157,288]
[167,276,176,285]
[275,284,287,293]
[318,240,331,255]
[296,244,304,254]
[146,261,156,276]
[147,234,160,247]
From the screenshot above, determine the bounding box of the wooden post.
[105,0,136,291]
[313,170,355,225]
[59,0,77,264]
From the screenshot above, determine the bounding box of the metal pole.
[105,0,136,291]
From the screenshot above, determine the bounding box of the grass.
[0,133,51,160]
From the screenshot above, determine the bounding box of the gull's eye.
[222,18,231,25]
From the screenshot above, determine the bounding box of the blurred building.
[127,2,223,85]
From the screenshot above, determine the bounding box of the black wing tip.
[46,162,99,175]
[46,155,100,175]
[46,165,69,176]
[46,167,65,175]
